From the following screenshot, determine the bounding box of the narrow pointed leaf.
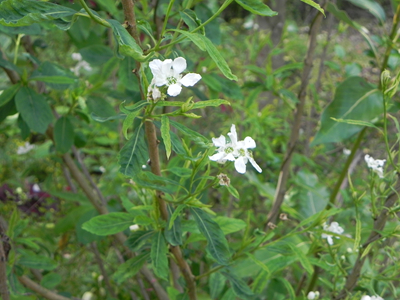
[179,9,204,34]
[300,0,325,16]
[346,0,385,23]
[172,30,237,81]
[151,231,169,280]
[54,116,74,154]
[190,207,231,265]
[119,125,148,177]
[165,205,182,246]
[82,212,133,236]
[112,253,150,284]
[123,110,141,140]
[221,270,254,300]
[191,99,230,109]
[235,0,278,17]
[161,115,172,159]
[169,119,209,147]
[125,230,155,251]
[15,87,53,134]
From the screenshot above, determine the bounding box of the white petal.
[149,59,163,76]
[172,57,187,74]
[167,84,182,96]
[244,136,256,149]
[209,152,226,162]
[225,153,236,161]
[212,135,226,147]
[228,124,238,145]
[161,59,173,75]
[249,157,262,173]
[180,73,202,87]
[234,157,247,174]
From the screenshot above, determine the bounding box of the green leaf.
[165,205,182,246]
[209,272,225,299]
[91,113,126,123]
[76,209,103,244]
[300,0,325,16]
[225,185,240,200]
[120,100,149,114]
[169,119,209,147]
[287,243,313,275]
[80,45,113,66]
[132,171,180,194]
[191,99,230,110]
[122,110,141,140]
[0,56,21,74]
[125,230,155,251]
[179,9,204,33]
[0,84,20,107]
[161,115,172,159]
[190,207,231,265]
[54,116,74,154]
[276,277,296,300]
[113,253,150,284]
[221,270,254,300]
[108,19,148,62]
[172,30,237,81]
[40,273,62,289]
[17,114,30,139]
[168,205,187,230]
[235,0,278,17]
[7,208,19,239]
[215,217,247,235]
[0,23,41,35]
[18,252,57,271]
[346,0,385,23]
[331,117,382,132]
[82,212,133,236]
[30,61,77,90]
[0,0,77,28]
[151,231,169,280]
[312,77,383,145]
[15,87,53,134]
[119,125,148,177]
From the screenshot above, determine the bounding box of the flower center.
[238,148,246,156]
[225,147,234,154]
[167,76,178,85]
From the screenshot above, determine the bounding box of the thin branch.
[90,242,117,298]
[18,276,76,300]
[0,223,10,300]
[267,3,326,225]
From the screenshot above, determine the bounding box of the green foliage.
[82,212,133,236]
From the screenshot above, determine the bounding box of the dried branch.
[18,276,76,300]
[267,2,326,225]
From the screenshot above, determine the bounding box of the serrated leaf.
[235,0,278,16]
[190,207,231,265]
[15,87,53,134]
[54,116,74,154]
[165,205,182,246]
[125,230,155,251]
[0,0,77,28]
[300,0,325,16]
[0,84,20,107]
[221,270,254,300]
[161,115,172,159]
[82,212,133,236]
[151,231,169,280]
[312,77,382,145]
[172,30,237,81]
[108,19,148,62]
[118,124,149,177]
[113,252,149,284]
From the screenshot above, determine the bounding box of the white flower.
[82,291,94,300]
[70,53,92,76]
[307,291,320,299]
[365,154,386,178]
[209,124,262,174]
[361,296,384,300]
[321,222,344,245]
[149,57,201,96]
[32,184,40,192]
[129,224,140,231]
[343,148,351,155]
[147,78,162,101]
[17,142,35,155]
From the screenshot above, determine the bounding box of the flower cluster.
[209,124,262,174]
[364,154,386,178]
[307,291,320,300]
[321,222,344,245]
[361,295,384,300]
[17,142,35,155]
[148,57,201,99]
[70,53,92,76]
